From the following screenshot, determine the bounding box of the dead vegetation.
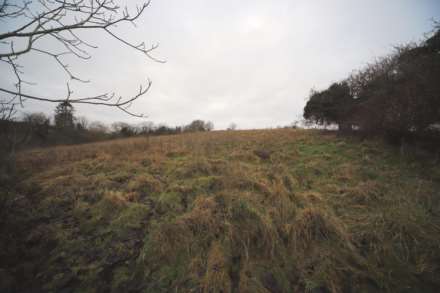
[1,129,439,292]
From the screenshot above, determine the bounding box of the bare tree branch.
[0,0,163,117]
[0,79,152,117]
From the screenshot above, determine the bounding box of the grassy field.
[1,129,440,292]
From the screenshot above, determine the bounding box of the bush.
[303,27,440,148]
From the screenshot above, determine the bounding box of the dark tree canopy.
[184,120,214,132]
[54,101,75,129]
[303,82,353,130]
[303,26,440,142]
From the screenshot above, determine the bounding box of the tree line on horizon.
[303,25,440,148]
[0,102,216,152]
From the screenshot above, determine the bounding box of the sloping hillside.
[2,129,440,292]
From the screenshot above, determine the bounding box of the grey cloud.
[1,0,439,129]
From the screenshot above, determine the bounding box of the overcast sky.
[1,0,439,129]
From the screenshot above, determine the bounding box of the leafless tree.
[227,122,237,131]
[0,103,18,154]
[184,120,214,132]
[0,0,163,117]
[88,120,108,133]
[0,102,31,173]
[111,121,137,136]
[76,115,89,130]
[23,112,50,137]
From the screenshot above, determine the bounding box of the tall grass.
[1,129,439,292]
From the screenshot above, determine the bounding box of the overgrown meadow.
[2,129,440,292]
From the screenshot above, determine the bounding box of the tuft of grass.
[202,241,231,293]
[292,207,352,251]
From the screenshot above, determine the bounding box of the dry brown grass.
[3,128,440,293]
[202,241,231,293]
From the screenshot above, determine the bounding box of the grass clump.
[202,241,231,293]
[127,173,162,193]
[292,207,350,249]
